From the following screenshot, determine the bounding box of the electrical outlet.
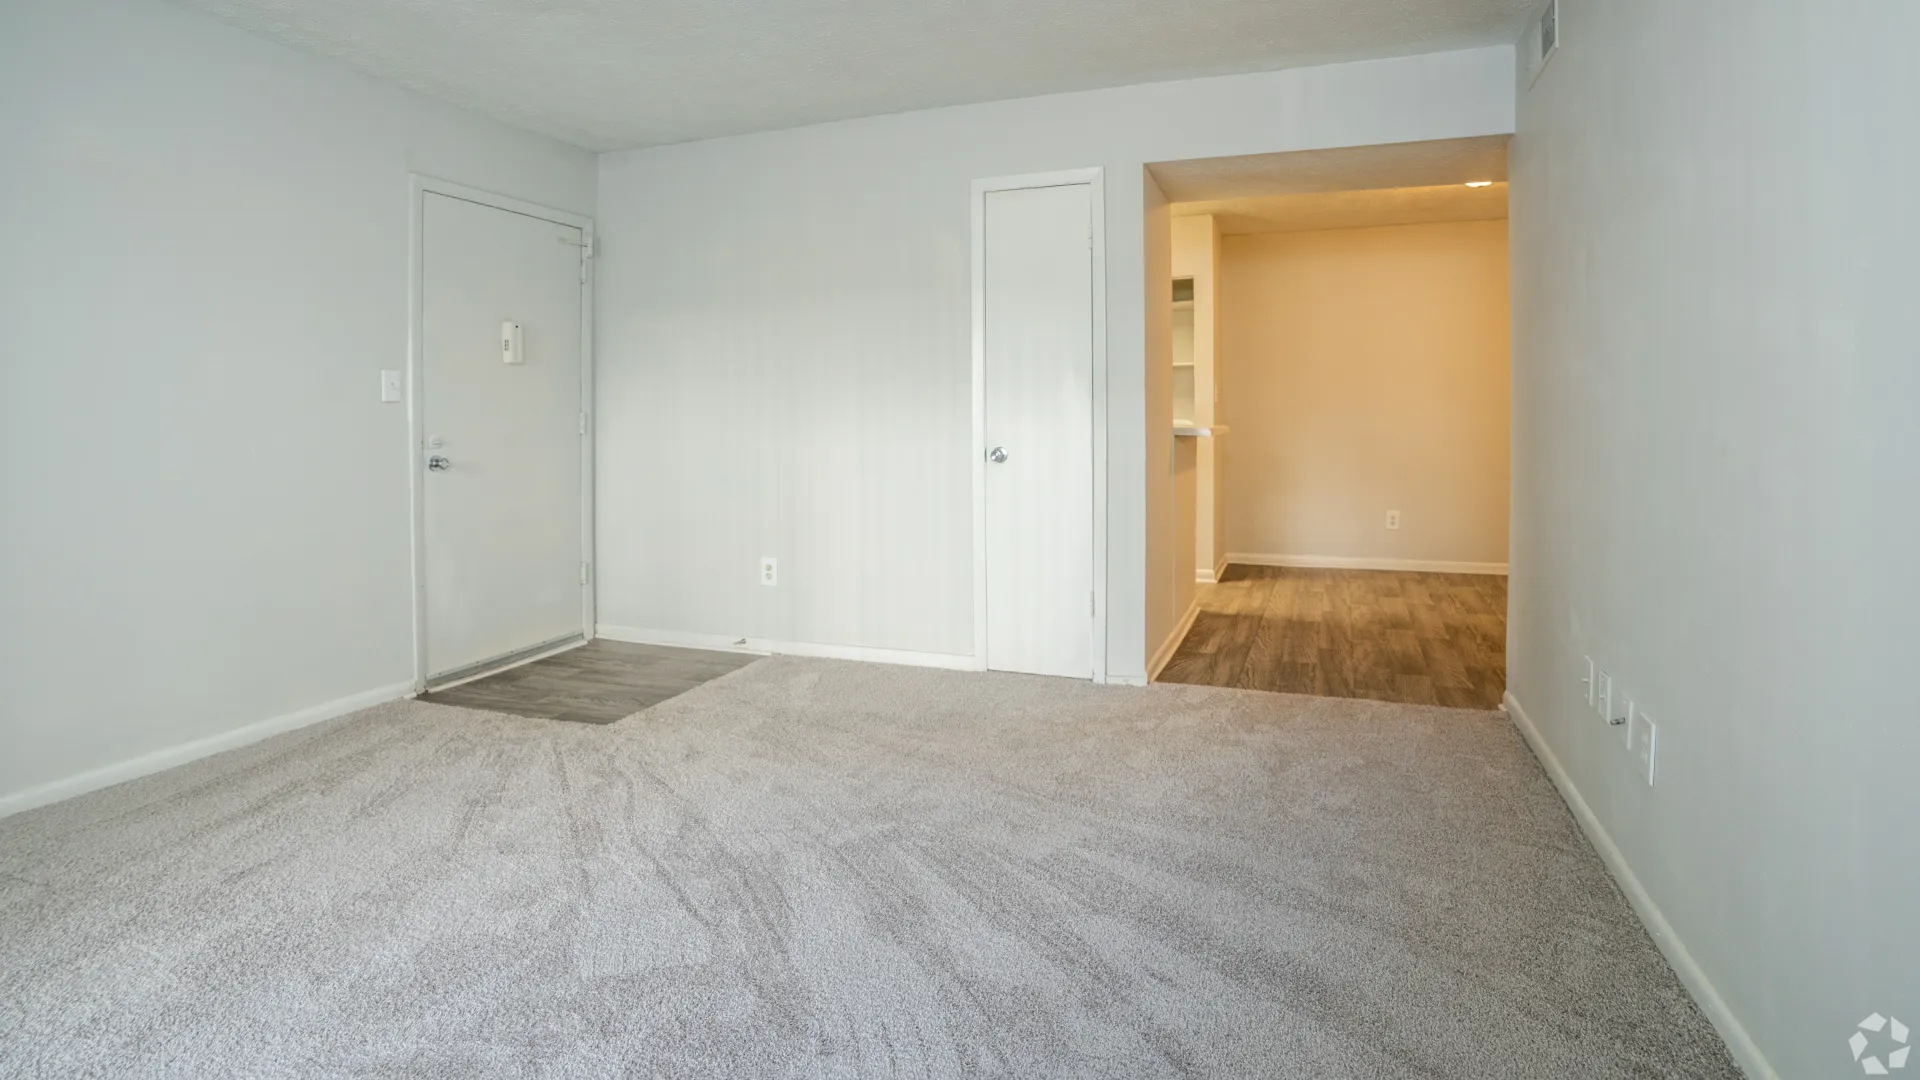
[1632,711,1658,785]
[1595,669,1614,722]
[759,557,777,586]
[1582,656,1596,707]
[1385,510,1401,530]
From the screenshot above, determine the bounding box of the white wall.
[1144,172,1178,665]
[1221,220,1510,569]
[1509,3,1920,1077]
[0,0,596,809]
[593,48,1515,680]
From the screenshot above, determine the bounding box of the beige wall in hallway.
[1219,219,1509,567]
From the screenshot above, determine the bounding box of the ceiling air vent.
[1527,0,1560,87]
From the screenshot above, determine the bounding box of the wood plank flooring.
[420,639,758,724]
[1157,566,1507,709]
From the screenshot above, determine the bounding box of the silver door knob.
[427,455,451,472]
[988,446,1008,463]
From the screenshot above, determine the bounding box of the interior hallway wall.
[1508,3,1920,1077]
[0,0,596,809]
[592,49,1515,681]
[1144,173,1179,669]
[1220,219,1510,569]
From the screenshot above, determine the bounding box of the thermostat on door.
[501,321,523,364]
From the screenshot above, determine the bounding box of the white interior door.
[983,183,1095,678]
[421,192,585,682]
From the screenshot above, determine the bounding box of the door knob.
[988,446,1008,464]
[427,455,451,472]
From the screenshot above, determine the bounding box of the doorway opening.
[1144,137,1512,708]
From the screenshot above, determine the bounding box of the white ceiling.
[175,0,1538,151]
[1174,183,1508,235]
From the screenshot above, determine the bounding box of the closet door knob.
[987,446,1008,464]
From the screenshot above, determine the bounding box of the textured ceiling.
[1149,135,1509,202]
[1174,183,1508,235]
[173,0,1538,150]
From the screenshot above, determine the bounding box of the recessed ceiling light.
[1465,180,1494,188]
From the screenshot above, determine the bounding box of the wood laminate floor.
[420,639,759,724]
[1157,566,1507,709]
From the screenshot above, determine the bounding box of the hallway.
[1158,566,1506,709]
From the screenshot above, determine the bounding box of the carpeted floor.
[0,657,1736,1079]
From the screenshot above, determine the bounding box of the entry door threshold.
[426,633,587,693]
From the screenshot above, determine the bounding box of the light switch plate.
[379,370,402,403]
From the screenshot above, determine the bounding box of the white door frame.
[970,167,1109,683]
[406,175,596,692]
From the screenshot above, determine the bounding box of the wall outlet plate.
[1633,711,1658,785]
[1595,669,1612,720]
[1385,510,1401,530]
[1583,656,1596,707]
[759,557,777,586]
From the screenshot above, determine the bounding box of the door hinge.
[562,234,594,282]
[579,411,588,435]
[580,562,590,586]
[1090,591,1096,616]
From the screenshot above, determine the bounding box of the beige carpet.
[0,657,1736,1078]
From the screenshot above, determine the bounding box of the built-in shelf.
[1172,361,1195,368]
[1173,424,1229,438]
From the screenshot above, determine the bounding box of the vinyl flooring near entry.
[1159,565,1508,709]
[420,638,757,723]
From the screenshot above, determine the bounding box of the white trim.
[407,175,596,693]
[1147,596,1201,682]
[1504,692,1777,1080]
[971,167,1109,683]
[1197,554,1230,584]
[596,625,978,672]
[1226,552,1508,575]
[0,681,414,820]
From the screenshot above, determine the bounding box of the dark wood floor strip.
[420,640,758,724]
[1158,566,1507,710]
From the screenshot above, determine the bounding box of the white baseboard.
[1227,552,1508,575]
[0,680,415,820]
[1503,693,1776,1080]
[1197,554,1230,584]
[595,624,978,672]
[1146,598,1202,683]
